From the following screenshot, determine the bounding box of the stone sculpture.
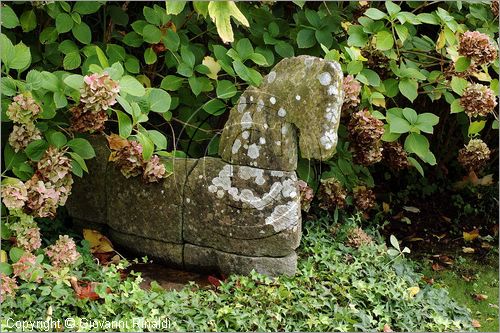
[66,55,344,276]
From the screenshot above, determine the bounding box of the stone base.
[183,243,297,276]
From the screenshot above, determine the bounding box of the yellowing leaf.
[83,229,114,253]
[208,1,249,44]
[202,56,221,80]
[341,21,352,32]
[472,71,492,82]
[436,30,446,51]
[382,202,390,213]
[0,250,7,263]
[372,96,386,108]
[463,229,479,242]
[462,247,475,254]
[407,286,420,298]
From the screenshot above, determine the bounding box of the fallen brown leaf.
[481,242,493,250]
[383,324,393,332]
[463,229,480,242]
[432,262,444,271]
[471,319,481,328]
[83,229,114,253]
[422,276,434,285]
[473,293,488,301]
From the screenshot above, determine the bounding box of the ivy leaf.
[208,1,249,44]
[399,78,418,102]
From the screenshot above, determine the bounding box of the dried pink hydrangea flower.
[12,252,41,282]
[8,123,42,153]
[143,155,167,183]
[80,72,120,113]
[25,176,61,218]
[0,274,18,302]
[460,83,497,118]
[109,140,144,178]
[458,31,498,65]
[6,93,42,124]
[13,225,42,253]
[37,146,72,184]
[1,178,28,210]
[45,235,80,268]
[297,180,314,212]
[458,138,491,172]
[342,75,362,111]
[70,104,108,133]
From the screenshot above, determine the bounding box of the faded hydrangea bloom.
[0,274,18,302]
[37,147,72,184]
[1,178,28,211]
[297,180,314,212]
[11,219,42,253]
[45,235,81,268]
[109,139,145,178]
[143,155,167,183]
[318,177,347,210]
[80,72,120,113]
[346,227,373,248]
[353,186,376,212]
[342,75,361,111]
[12,252,41,282]
[458,31,498,65]
[460,83,497,118]
[69,104,108,133]
[458,138,491,172]
[8,123,42,153]
[25,176,61,218]
[383,141,411,171]
[6,93,42,124]
[348,110,385,166]
[493,0,499,17]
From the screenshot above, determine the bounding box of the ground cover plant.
[1,1,498,332]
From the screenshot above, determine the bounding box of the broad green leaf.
[63,52,82,70]
[166,1,187,15]
[115,110,132,138]
[53,92,67,109]
[468,120,486,135]
[95,46,109,68]
[9,247,24,263]
[347,25,368,47]
[136,132,154,160]
[148,88,171,113]
[26,70,44,90]
[144,47,157,64]
[399,78,418,102]
[143,24,162,44]
[143,6,161,25]
[364,8,386,20]
[147,130,167,150]
[404,133,430,160]
[235,38,254,59]
[216,80,237,99]
[408,157,424,176]
[389,116,411,134]
[73,1,102,14]
[123,32,143,47]
[455,56,471,72]
[10,42,31,71]
[67,138,96,159]
[450,76,468,95]
[120,75,146,96]
[450,99,464,113]
[20,10,36,32]
[72,22,91,44]
[64,74,84,90]
[208,1,249,44]
[375,30,394,51]
[161,75,184,91]
[275,41,294,58]
[164,29,180,51]
[385,1,401,16]
[402,108,418,124]
[68,152,88,173]
[203,99,226,116]
[193,2,209,17]
[56,12,74,33]
[46,131,67,149]
[25,140,49,161]
[1,5,19,28]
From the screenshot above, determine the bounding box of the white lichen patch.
[281,124,289,135]
[281,178,298,198]
[275,140,281,146]
[238,166,266,186]
[328,84,338,96]
[232,139,241,154]
[257,99,265,112]
[247,143,260,159]
[304,57,314,67]
[265,201,300,232]
[295,95,301,101]
[241,112,253,129]
[242,131,249,140]
[318,72,332,86]
[250,96,254,102]
[270,171,284,177]
[278,107,287,117]
[320,129,337,150]
[238,96,246,113]
[259,137,266,144]
[267,71,276,83]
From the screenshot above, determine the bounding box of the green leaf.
[1,5,19,28]
[193,2,209,17]
[166,1,187,15]
[72,22,91,44]
[394,24,409,44]
[147,130,167,150]
[161,75,184,91]
[404,133,430,160]
[115,110,132,138]
[136,133,154,160]
[455,56,471,72]
[468,121,486,135]
[450,76,468,96]
[415,113,439,133]
[94,46,109,68]
[364,8,386,20]
[389,235,400,251]
[143,24,162,44]
[64,74,84,90]
[67,138,95,159]
[0,33,15,68]
[399,78,418,102]
[216,80,237,99]
[56,12,74,33]
[188,76,213,96]
[73,1,102,14]
[207,1,249,43]
[10,42,31,71]
[408,157,424,176]
[46,131,67,149]
[0,263,12,275]
[297,29,316,49]
[125,56,140,74]
[233,60,262,86]
[68,152,88,173]
[389,116,411,134]
[123,32,143,47]
[402,108,418,124]
[26,70,44,90]
[25,140,49,161]
[450,99,464,114]
[143,6,161,25]
[235,38,254,60]
[20,10,36,32]
[59,40,79,54]
[275,41,294,58]
[360,69,381,87]
[53,91,67,109]
[119,75,145,96]
[385,1,401,16]
[9,247,24,263]
[3,144,27,171]
[148,88,171,113]
[347,25,368,47]
[71,159,83,177]
[347,61,363,75]
[203,99,226,116]
[417,13,439,25]
[63,52,82,70]
[164,29,180,51]
[375,30,394,51]
[144,47,157,65]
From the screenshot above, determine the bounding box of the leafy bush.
[1,217,474,332]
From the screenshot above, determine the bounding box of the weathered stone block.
[106,158,196,244]
[183,157,301,257]
[184,243,297,276]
